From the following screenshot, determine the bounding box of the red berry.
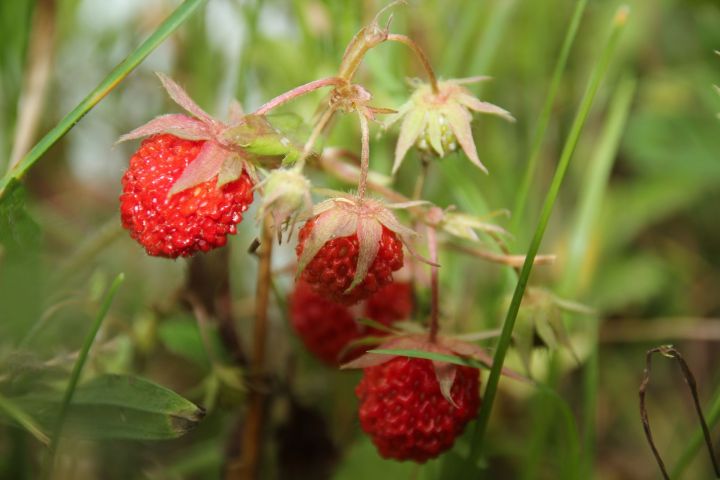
[289,281,413,365]
[295,216,404,305]
[364,281,413,326]
[356,357,480,462]
[120,134,254,258]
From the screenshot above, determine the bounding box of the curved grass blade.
[0,0,207,200]
[511,0,588,235]
[45,273,125,477]
[0,391,49,445]
[468,6,630,463]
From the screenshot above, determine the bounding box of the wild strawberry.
[295,194,417,305]
[118,74,257,258]
[363,280,413,326]
[120,134,254,258]
[289,280,413,365]
[388,77,514,174]
[355,356,480,462]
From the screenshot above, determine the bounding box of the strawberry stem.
[356,111,371,199]
[236,219,274,480]
[428,225,440,343]
[387,34,439,94]
[253,77,343,116]
[295,106,336,171]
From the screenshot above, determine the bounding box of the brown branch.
[228,219,274,480]
[638,345,720,480]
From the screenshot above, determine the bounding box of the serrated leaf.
[11,374,204,440]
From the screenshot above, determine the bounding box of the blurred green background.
[1,0,719,478]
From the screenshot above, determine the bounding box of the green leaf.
[158,316,212,369]
[222,114,304,164]
[0,179,40,254]
[13,374,204,440]
[367,349,486,369]
[0,179,43,340]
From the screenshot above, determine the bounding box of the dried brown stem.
[639,345,720,480]
[7,0,56,172]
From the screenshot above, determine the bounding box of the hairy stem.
[295,106,336,171]
[253,77,343,117]
[356,112,371,199]
[387,34,439,94]
[427,226,440,342]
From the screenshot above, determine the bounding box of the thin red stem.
[356,112,370,199]
[427,225,440,342]
[253,77,343,116]
[387,33,439,94]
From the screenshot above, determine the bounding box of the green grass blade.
[511,0,588,235]
[468,6,630,463]
[0,0,207,199]
[0,391,50,445]
[45,273,125,477]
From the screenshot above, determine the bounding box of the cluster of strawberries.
[118,7,514,464]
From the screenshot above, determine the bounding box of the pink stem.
[386,34,439,94]
[356,112,370,199]
[253,77,343,116]
[427,225,440,343]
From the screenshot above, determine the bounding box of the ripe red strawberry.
[120,134,254,258]
[295,214,404,305]
[355,356,480,462]
[289,281,413,365]
[364,281,413,326]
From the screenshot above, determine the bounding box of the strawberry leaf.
[116,114,211,143]
[444,103,487,173]
[156,73,218,129]
[366,348,484,369]
[393,107,426,174]
[296,209,358,276]
[433,361,459,407]
[346,218,382,293]
[168,142,233,196]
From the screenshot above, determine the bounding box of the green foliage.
[6,374,203,440]
[1,0,720,478]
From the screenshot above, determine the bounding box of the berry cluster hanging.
[117,3,522,463]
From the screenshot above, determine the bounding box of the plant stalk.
[233,220,273,480]
[387,34,439,93]
[468,6,629,462]
[44,273,124,478]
